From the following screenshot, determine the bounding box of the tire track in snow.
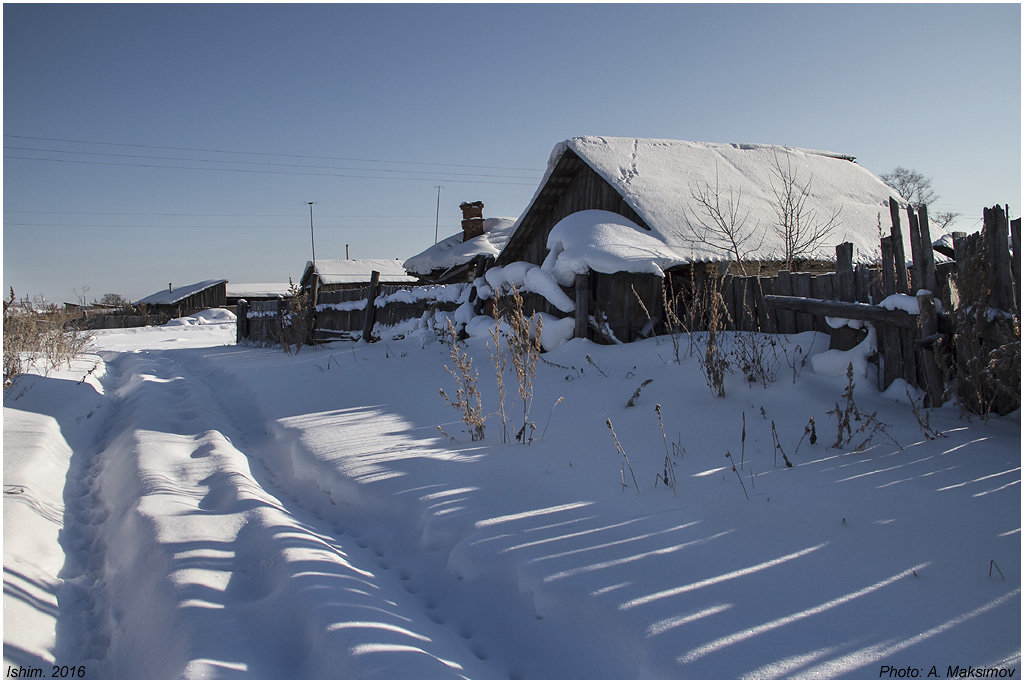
[75,349,496,678]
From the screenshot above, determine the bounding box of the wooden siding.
[497,149,650,267]
[145,282,226,317]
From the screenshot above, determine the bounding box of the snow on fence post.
[574,271,591,340]
[236,299,249,344]
[361,270,381,343]
[889,198,909,294]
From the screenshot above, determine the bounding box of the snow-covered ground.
[3,311,1020,678]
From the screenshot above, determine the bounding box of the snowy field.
[3,310,1020,679]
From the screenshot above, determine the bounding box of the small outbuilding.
[299,258,417,294]
[135,279,227,317]
[226,283,294,307]
[403,201,517,284]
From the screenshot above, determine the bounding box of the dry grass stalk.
[697,289,732,397]
[4,288,93,390]
[439,319,485,441]
[487,310,510,444]
[826,363,902,452]
[654,404,678,495]
[279,278,309,355]
[625,379,654,408]
[724,451,750,500]
[500,286,543,444]
[606,418,640,494]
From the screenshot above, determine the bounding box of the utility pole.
[434,185,443,244]
[308,201,317,268]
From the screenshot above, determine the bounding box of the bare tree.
[686,167,765,275]
[880,167,938,209]
[880,166,960,230]
[769,151,841,271]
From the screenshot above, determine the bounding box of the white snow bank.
[163,308,236,326]
[484,262,575,313]
[811,324,878,378]
[542,210,686,286]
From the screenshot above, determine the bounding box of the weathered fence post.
[361,270,381,343]
[835,243,854,302]
[880,236,896,298]
[236,298,249,344]
[574,272,591,340]
[984,206,1013,312]
[917,205,939,294]
[907,205,924,293]
[889,198,909,293]
[792,272,813,332]
[916,293,945,407]
[1011,217,1021,312]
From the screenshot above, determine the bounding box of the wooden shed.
[489,136,907,342]
[299,259,417,293]
[403,202,517,284]
[134,279,227,317]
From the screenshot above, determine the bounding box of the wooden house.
[403,201,517,284]
[226,283,294,307]
[489,136,907,341]
[135,279,227,316]
[299,258,417,293]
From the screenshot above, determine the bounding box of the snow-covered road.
[4,315,1020,678]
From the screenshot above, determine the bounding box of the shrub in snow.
[3,288,93,390]
[438,319,485,442]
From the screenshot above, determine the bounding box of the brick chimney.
[460,201,485,242]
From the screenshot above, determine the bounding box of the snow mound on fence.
[541,210,686,285]
[484,262,575,313]
[164,308,236,326]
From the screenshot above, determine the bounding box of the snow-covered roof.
[226,283,294,298]
[505,136,915,266]
[403,217,517,275]
[302,259,418,286]
[135,279,227,306]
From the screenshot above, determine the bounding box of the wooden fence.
[767,202,1018,413]
[236,281,468,345]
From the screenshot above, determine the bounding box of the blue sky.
[3,3,1020,304]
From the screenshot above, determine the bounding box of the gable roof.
[403,217,517,276]
[503,136,910,266]
[135,279,227,306]
[226,283,294,298]
[301,258,418,286]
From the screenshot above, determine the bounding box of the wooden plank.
[985,206,1013,311]
[917,205,939,294]
[889,198,909,293]
[574,272,591,339]
[854,264,870,303]
[1012,217,1021,312]
[880,236,896,297]
[907,204,924,293]
[236,299,249,343]
[754,277,772,332]
[763,295,924,330]
[811,275,830,332]
[720,274,735,330]
[916,293,945,406]
[774,270,795,334]
[880,323,902,390]
[835,242,854,301]
[792,273,813,332]
[361,270,381,342]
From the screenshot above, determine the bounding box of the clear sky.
[3,3,1020,304]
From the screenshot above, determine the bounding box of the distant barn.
[299,258,417,293]
[135,279,227,317]
[226,283,293,307]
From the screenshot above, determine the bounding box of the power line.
[4,155,540,186]
[4,145,540,180]
[3,210,435,218]
[4,134,543,172]
[3,222,436,230]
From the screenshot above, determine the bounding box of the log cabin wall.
[497,149,650,266]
